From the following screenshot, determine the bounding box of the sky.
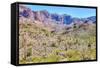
[22,4,96,18]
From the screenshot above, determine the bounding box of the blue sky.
[22,4,96,18]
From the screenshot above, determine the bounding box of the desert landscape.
[19,5,96,64]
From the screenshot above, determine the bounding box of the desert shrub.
[44,53,61,62]
[27,48,32,57]
[81,48,96,60]
[19,57,26,64]
[42,42,46,45]
[32,57,43,63]
[89,49,96,60]
[51,43,56,47]
[65,49,82,61]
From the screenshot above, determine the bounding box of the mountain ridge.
[19,5,96,26]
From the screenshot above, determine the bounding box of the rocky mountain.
[19,5,96,27]
[87,16,96,23]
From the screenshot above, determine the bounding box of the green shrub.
[65,50,82,61]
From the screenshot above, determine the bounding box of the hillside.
[19,5,96,64]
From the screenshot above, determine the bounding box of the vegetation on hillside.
[19,21,96,64]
